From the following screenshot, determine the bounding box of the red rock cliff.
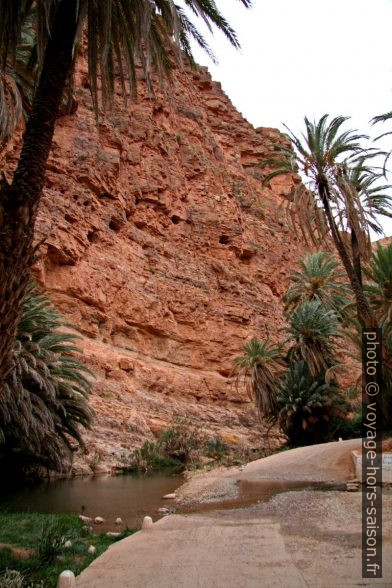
[2,60,307,472]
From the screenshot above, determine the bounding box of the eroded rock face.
[2,60,308,471]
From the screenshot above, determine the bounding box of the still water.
[0,473,182,531]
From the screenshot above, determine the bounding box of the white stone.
[94,516,105,524]
[79,515,93,523]
[106,532,122,538]
[56,570,76,588]
[87,545,96,554]
[157,507,169,514]
[142,516,153,530]
[115,517,123,525]
[162,493,176,500]
[64,540,73,548]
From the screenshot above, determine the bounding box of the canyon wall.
[2,60,308,472]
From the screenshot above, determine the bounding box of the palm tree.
[364,242,392,342]
[285,299,341,379]
[0,283,93,472]
[233,337,284,422]
[0,0,251,391]
[262,114,392,330]
[277,360,347,446]
[284,251,351,321]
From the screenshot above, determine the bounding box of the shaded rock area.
[1,59,309,472]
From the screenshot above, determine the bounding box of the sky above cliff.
[190,0,392,236]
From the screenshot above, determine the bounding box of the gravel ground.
[211,489,392,587]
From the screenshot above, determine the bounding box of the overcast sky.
[189,0,392,236]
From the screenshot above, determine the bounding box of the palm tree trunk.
[351,229,363,287]
[318,183,377,328]
[0,0,78,387]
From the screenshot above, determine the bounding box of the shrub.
[37,519,73,565]
[277,361,348,446]
[204,436,229,460]
[126,440,181,474]
[125,420,205,474]
[159,421,204,463]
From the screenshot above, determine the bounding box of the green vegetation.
[0,512,136,587]
[285,299,341,378]
[262,114,392,331]
[365,242,392,340]
[124,421,212,474]
[277,361,347,446]
[233,246,392,445]
[234,338,285,422]
[122,420,272,473]
[283,251,351,321]
[0,284,93,476]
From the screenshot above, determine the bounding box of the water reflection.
[0,473,182,531]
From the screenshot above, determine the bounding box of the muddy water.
[178,479,345,515]
[0,473,182,531]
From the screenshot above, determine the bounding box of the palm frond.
[233,337,284,422]
[0,282,94,473]
[284,251,352,321]
[0,0,251,135]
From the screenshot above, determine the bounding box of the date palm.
[233,338,285,422]
[263,114,392,330]
[0,283,93,472]
[285,299,342,379]
[364,242,392,342]
[0,0,251,392]
[277,360,347,446]
[284,251,351,321]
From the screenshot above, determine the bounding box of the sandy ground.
[76,439,392,587]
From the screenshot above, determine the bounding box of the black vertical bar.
[362,328,382,579]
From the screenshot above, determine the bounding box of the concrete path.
[76,513,306,588]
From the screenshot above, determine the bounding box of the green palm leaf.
[0,282,93,472]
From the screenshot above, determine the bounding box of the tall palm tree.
[284,251,351,321]
[262,114,392,330]
[0,0,251,391]
[233,337,284,422]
